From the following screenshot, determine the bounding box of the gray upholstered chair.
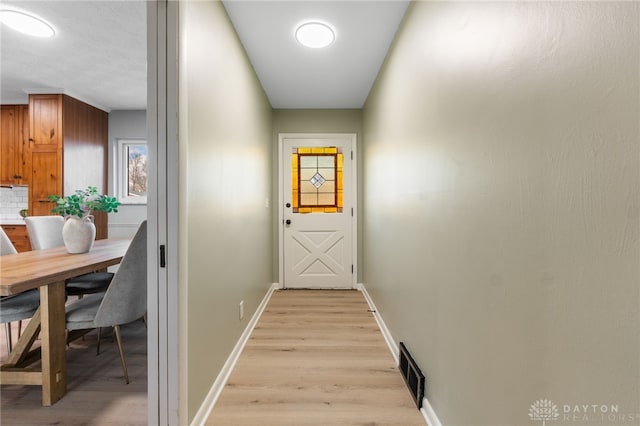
[24,215,65,250]
[24,215,113,296]
[0,228,40,354]
[0,227,19,255]
[65,220,147,384]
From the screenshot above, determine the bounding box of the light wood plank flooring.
[1,318,147,425]
[206,289,425,426]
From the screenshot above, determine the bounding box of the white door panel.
[281,135,355,289]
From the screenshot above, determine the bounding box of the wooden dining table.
[0,238,131,405]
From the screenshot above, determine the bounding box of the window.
[291,146,343,213]
[117,139,148,204]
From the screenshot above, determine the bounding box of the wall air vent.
[399,341,425,409]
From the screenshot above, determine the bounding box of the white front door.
[281,134,356,289]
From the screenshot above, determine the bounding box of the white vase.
[62,215,96,254]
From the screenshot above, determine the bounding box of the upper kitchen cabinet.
[28,94,108,238]
[0,105,30,186]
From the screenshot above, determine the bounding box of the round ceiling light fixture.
[295,22,335,49]
[0,9,55,38]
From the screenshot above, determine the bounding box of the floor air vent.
[399,342,425,409]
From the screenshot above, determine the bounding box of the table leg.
[39,281,67,406]
[5,308,41,366]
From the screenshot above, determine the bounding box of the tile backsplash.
[0,186,29,220]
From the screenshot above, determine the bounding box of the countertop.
[0,217,26,226]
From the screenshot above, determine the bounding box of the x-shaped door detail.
[291,230,345,277]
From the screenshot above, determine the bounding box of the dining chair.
[24,216,113,296]
[65,220,147,384]
[0,227,40,354]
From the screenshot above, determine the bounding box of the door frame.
[147,1,179,424]
[278,133,358,289]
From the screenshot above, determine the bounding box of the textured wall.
[363,2,639,425]
[179,1,273,421]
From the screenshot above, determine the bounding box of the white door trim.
[278,133,358,289]
[148,1,180,424]
[146,2,160,423]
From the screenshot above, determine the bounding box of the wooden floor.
[2,290,424,425]
[1,317,147,425]
[206,289,425,426]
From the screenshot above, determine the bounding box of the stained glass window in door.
[291,147,343,213]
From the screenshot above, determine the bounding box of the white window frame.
[116,138,148,205]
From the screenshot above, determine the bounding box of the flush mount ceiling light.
[295,22,335,49]
[0,9,55,38]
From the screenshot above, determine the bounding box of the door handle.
[285,219,292,225]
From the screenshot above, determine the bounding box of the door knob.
[285,219,292,225]
[286,202,291,208]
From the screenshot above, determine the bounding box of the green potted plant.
[48,186,120,253]
[48,186,120,218]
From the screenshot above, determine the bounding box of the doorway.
[279,134,357,289]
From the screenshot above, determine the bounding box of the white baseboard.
[421,396,443,426]
[357,283,399,364]
[108,222,144,238]
[357,283,442,426]
[190,283,279,426]
[108,222,141,228]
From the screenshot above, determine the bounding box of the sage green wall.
[271,109,363,283]
[178,1,273,422]
[363,2,639,425]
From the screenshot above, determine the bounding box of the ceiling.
[0,1,147,111]
[222,1,409,109]
[0,1,409,111]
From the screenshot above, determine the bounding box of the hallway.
[175,1,639,424]
[205,290,425,426]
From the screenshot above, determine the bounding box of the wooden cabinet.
[1,224,31,252]
[29,94,63,216]
[0,105,29,186]
[28,94,108,239]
